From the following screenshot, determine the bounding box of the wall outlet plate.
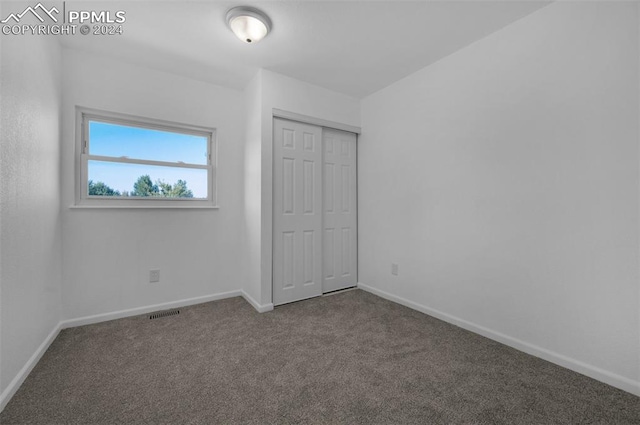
[391,263,398,276]
[149,269,160,283]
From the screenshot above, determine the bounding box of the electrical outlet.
[149,269,160,283]
[391,263,398,276]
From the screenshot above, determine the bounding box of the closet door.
[273,118,323,306]
[322,128,357,293]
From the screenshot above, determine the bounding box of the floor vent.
[149,309,180,320]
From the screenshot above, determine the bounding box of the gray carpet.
[1,289,638,424]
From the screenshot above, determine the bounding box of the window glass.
[87,160,208,199]
[88,121,208,165]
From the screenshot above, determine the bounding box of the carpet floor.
[1,289,638,424]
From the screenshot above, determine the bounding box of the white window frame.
[75,107,217,208]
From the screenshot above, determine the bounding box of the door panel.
[273,119,323,305]
[322,128,357,293]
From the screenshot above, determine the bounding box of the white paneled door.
[273,118,357,306]
[273,119,324,305]
[322,128,357,293]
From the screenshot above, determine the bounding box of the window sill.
[69,204,220,210]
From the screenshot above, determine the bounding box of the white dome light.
[226,6,272,44]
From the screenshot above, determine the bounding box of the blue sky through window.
[87,121,209,198]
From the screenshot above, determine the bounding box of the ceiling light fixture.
[226,6,272,44]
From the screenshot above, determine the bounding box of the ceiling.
[60,1,550,98]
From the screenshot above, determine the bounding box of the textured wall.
[359,2,639,393]
[0,32,63,395]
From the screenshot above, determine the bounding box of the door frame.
[273,109,361,134]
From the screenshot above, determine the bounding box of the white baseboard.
[60,290,244,329]
[357,282,640,397]
[0,322,61,412]
[241,290,274,313]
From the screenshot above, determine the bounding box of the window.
[76,108,216,207]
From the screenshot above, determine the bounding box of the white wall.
[251,70,361,306]
[242,71,263,306]
[359,2,639,395]
[0,32,62,403]
[59,54,361,317]
[61,49,246,320]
